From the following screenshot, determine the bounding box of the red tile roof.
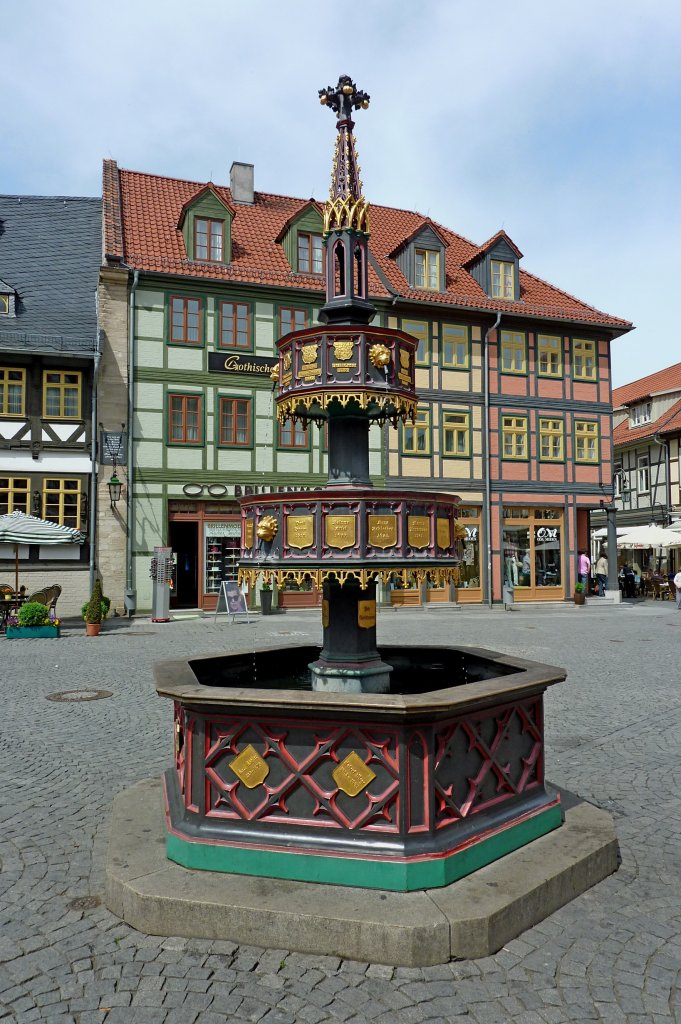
[613,396,681,445]
[612,361,681,408]
[106,164,632,332]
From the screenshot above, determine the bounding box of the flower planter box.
[6,625,60,639]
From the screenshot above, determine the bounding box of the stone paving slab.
[106,779,618,965]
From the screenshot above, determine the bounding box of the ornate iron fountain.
[156,76,566,891]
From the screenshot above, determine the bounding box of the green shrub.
[81,594,110,621]
[85,579,103,624]
[574,582,585,594]
[18,601,50,627]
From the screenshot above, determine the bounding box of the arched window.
[354,245,364,297]
[334,240,346,297]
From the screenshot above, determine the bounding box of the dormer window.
[0,279,16,316]
[630,401,652,427]
[298,232,323,274]
[415,249,440,290]
[194,218,224,262]
[491,260,514,300]
[0,296,8,314]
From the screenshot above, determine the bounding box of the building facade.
[0,195,101,615]
[589,363,681,552]
[100,161,632,611]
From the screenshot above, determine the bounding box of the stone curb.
[105,778,619,966]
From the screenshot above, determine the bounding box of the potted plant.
[84,579,104,636]
[260,580,274,616]
[6,601,61,639]
[81,593,110,623]
[573,581,586,606]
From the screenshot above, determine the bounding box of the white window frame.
[637,454,650,494]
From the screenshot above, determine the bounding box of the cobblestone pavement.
[1,599,681,1023]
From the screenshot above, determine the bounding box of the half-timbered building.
[0,196,101,613]
[101,160,632,611]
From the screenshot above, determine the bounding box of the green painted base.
[6,625,60,639]
[166,802,562,892]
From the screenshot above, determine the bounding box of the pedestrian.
[674,568,681,610]
[595,549,608,596]
[578,548,591,587]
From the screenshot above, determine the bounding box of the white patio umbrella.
[0,511,84,594]
[616,524,681,549]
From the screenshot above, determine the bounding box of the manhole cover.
[67,896,101,911]
[46,690,113,702]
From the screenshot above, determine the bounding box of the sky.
[2,0,680,388]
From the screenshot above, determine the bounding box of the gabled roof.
[104,163,632,332]
[462,229,524,268]
[613,396,681,446]
[612,361,681,409]
[0,276,14,293]
[387,217,449,258]
[0,195,101,353]
[274,199,324,243]
[177,184,236,229]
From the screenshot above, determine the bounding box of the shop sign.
[465,526,478,541]
[205,521,241,537]
[182,482,323,498]
[535,526,559,543]
[208,352,277,376]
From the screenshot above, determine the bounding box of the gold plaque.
[244,518,254,549]
[326,514,356,550]
[287,514,314,549]
[283,351,292,371]
[367,514,397,549]
[400,350,410,369]
[301,343,318,364]
[332,751,376,797]
[322,599,329,628]
[408,515,430,549]
[436,518,451,549]
[358,600,376,629]
[229,744,269,789]
[333,340,354,361]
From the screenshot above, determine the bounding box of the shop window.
[572,339,596,380]
[204,523,241,595]
[0,367,26,416]
[500,331,527,374]
[637,454,650,494]
[194,218,224,262]
[539,418,564,461]
[280,307,308,336]
[504,509,562,592]
[402,407,431,455]
[574,420,598,462]
[441,324,469,369]
[502,415,528,459]
[491,259,514,299]
[278,418,309,449]
[0,476,30,515]
[537,334,562,377]
[219,398,251,447]
[43,370,82,419]
[402,319,430,366]
[415,249,440,290]
[298,232,323,274]
[170,296,201,344]
[43,478,81,529]
[219,302,251,349]
[458,508,481,591]
[442,411,469,457]
[168,394,203,445]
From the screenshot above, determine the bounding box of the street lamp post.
[599,498,622,601]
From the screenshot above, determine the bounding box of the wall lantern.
[108,473,123,509]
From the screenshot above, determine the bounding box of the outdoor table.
[0,594,26,629]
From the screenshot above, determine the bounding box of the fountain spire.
[318,75,374,325]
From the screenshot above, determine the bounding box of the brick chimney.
[230,162,254,204]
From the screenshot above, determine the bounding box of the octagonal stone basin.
[155,644,566,891]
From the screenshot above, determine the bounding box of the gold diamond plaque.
[436,518,451,549]
[244,518,254,549]
[229,744,269,789]
[358,600,376,628]
[287,515,314,549]
[408,515,430,549]
[326,514,356,550]
[367,514,397,549]
[332,752,376,797]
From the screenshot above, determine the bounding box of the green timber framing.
[130,275,386,611]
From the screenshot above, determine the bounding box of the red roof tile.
[612,361,681,408]
[613,397,681,445]
[461,229,524,267]
[106,164,632,331]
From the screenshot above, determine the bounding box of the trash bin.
[503,583,514,609]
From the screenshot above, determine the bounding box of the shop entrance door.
[169,521,198,608]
